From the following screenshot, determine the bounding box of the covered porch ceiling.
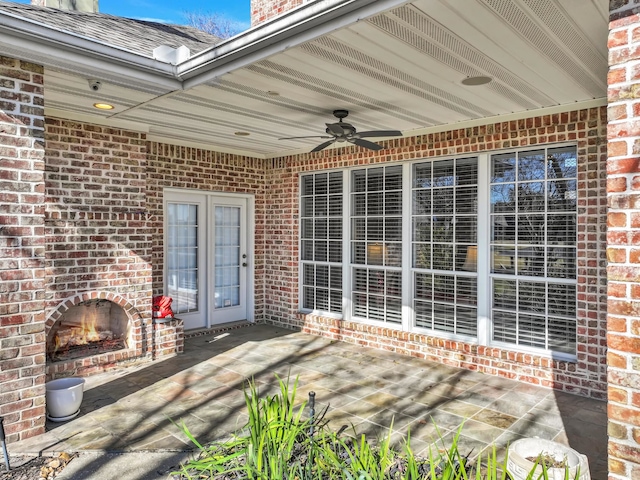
[5,0,609,158]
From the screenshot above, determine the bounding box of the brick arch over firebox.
[45,291,145,379]
[45,291,143,333]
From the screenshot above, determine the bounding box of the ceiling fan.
[278,110,403,152]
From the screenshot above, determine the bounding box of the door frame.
[163,188,255,329]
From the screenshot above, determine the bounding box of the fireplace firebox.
[47,299,130,363]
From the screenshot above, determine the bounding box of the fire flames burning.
[49,301,127,362]
[53,310,105,352]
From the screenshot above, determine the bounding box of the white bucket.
[45,377,85,421]
[507,438,590,480]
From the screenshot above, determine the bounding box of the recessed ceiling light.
[461,76,492,86]
[267,91,280,96]
[234,131,250,136]
[93,102,114,110]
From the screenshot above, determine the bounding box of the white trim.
[0,14,179,87]
[477,153,491,345]
[342,169,352,322]
[146,134,268,159]
[298,172,345,317]
[208,196,249,324]
[409,156,480,338]
[0,0,412,118]
[46,108,151,133]
[297,143,579,357]
[487,145,578,356]
[164,191,207,330]
[401,162,413,332]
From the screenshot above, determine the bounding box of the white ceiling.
[41,0,609,158]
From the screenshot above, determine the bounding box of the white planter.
[45,377,85,422]
[507,438,590,480]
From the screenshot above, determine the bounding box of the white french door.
[165,191,252,330]
[211,198,247,325]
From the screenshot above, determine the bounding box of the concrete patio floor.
[10,324,607,478]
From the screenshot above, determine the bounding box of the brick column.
[250,0,304,26]
[0,57,46,442]
[607,3,640,478]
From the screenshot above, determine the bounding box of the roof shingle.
[0,1,221,58]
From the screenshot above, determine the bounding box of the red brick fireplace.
[41,124,185,381]
[44,290,184,380]
[45,292,144,379]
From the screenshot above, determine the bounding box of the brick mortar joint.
[299,313,580,370]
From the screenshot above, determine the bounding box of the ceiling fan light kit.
[279,110,403,152]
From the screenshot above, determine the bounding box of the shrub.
[174,375,575,480]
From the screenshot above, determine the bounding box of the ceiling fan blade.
[356,130,403,138]
[278,135,333,140]
[325,123,346,136]
[351,138,384,151]
[311,139,336,152]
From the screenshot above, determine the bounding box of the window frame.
[298,170,348,318]
[488,146,578,356]
[411,157,479,339]
[349,165,405,327]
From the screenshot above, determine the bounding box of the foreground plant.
[176,375,323,479]
[174,375,578,480]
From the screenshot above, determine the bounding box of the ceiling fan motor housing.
[326,123,356,136]
[333,109,349,120]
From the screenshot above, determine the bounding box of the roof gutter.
[178,0,410,89]
[0,0,410,92]
[0,9,182,90]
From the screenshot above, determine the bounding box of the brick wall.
[42,118,155,377]
[250,0,304,26]
[154,318,184,358]
[607,3,640,478]
[0,57,46,443]
[43,118,150,315]
[263,157,299,326]
[263,108,609,399]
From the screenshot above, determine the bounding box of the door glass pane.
[215,206,241,309]
[167,203,199,314]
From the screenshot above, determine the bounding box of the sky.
[14,0,252,29]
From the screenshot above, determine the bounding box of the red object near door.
[152,295,174,319]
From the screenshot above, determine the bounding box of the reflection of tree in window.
[412,158,478,336]
[490,146,577,354]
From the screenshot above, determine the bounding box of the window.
[351,166,403,324]
[300,172,343,313]
[412,158,478,336]
[214,206,241,309]
[490,146,577,354]
[299,145,577,356]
